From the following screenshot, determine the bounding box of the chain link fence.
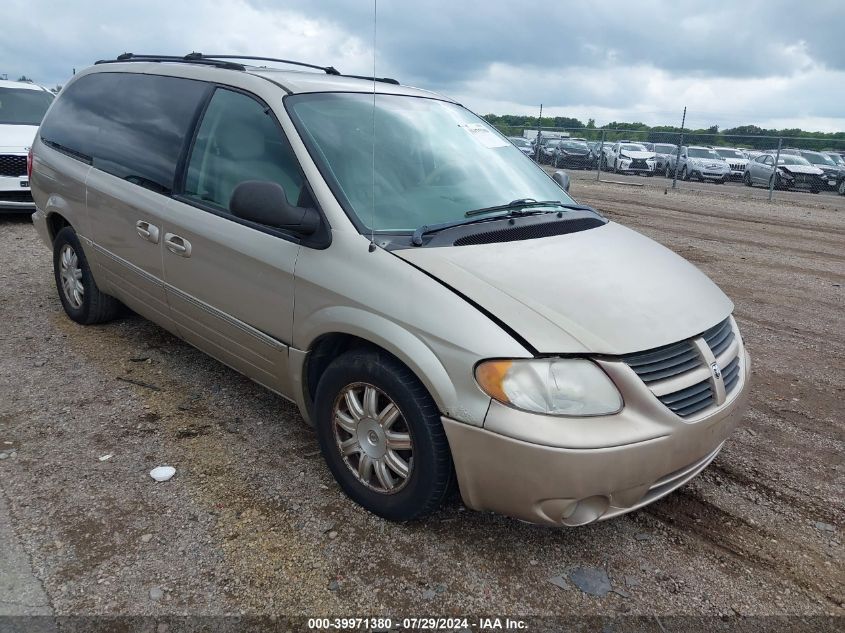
[493,123,845,201]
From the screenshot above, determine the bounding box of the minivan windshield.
[286,93,574,232]
[0,87,54,125]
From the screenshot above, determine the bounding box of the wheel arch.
[291,308,460,427]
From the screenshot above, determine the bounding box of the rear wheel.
[52,226,120,325]
[838,179,845,196]
[314,348,454,521]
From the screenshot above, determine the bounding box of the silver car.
[674,146,730,183]
[30,54,750,526]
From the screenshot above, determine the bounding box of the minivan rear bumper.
[442,352,750,526]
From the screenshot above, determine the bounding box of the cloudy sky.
[2,0,844,132]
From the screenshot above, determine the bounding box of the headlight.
[475,358,623,416]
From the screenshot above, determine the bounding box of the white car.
[713,147,748,180]
[0,80,54,213]
[604,142,656,175]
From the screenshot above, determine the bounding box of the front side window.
[184,88,304,212]
[286,93,574,233]
[39,72,208,193]
[0,87,54,125]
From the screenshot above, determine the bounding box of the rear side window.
[184,88,304,210]
[39,72,209,193]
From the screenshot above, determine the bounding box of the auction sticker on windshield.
[459,123,510,148]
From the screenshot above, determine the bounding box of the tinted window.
[0,87,54,125]
[39,72,208,193]
[184,88,304,211]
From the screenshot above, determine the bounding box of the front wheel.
[743,172,753,187]
[52,226,121,324]
[681,166,689,181]
[838,179,845,196]
[314,348,454,521]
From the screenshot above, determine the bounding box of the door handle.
[164,233,192,257]
[136,220,160,244]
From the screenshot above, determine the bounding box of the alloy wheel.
[59,244,84,309]
[332,383,414,494]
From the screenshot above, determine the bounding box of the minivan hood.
[396,222,733,355]
[0,124,38,152]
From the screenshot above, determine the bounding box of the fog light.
[560,495,610,526]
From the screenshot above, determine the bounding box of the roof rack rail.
[94,53,401,85]
[195,54,400,84]
[190,54,340,75]
[95,53,246,71]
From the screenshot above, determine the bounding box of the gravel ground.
[0,178,843,619]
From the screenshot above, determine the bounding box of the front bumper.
[443,351,751,526]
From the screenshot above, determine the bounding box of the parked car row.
[505,135,845,195]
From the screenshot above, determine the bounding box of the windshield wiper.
[464,199,566,217]
[411,200,596,246]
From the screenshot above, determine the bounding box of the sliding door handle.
[164,233,192,257]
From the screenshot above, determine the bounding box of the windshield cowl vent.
[453,217,605,246]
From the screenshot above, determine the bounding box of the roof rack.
[94,53,401,85]
[95,53,246,70]
[196,54,400,84]
[189,54,340,75]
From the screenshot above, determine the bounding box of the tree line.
[483,114,845,150]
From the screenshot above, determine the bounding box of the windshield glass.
[509,137,529,147]
[560,141,588,150]
[620,144,647,152]
[286,93,574,232]
[715,148,743,158]
[826,153,844,165]
[778,155,811,166]
[0,87,54,125]
[654,144,676,154]
[688,148,721,159]
[802,152,835,166]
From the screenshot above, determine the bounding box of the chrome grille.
[722,356,741,395]
[623,340,700,384]
[0,154,27,177]
[703,318,734,357]
[622,316,744,420]
[658,379,714,418]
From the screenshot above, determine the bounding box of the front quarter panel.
[292,230,532,425]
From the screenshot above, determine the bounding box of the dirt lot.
[0,178,843,620]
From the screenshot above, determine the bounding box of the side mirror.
[552,170,571,192]
[230,181,320,235]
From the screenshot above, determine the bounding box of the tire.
[681,166,689,181]
[743,172,752,187]
[314,348,454,522]
[838,179,845,196]
[665,165,672,178]
[53,226,120,325]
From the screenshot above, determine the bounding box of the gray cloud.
[2,0,843,131]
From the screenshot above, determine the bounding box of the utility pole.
[534,103,543,163]
[768,137,783,202]
[672,106,686,190]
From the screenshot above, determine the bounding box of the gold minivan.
[31,54,750,526]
